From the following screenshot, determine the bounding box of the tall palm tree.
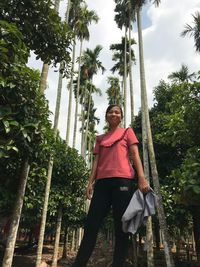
[66,38,76,145]
[114,2,129,127]
[114,0,137,125]
[128,0,136,124]
[35,1,73,266]
[85,104,100,167]
[79,45,105,157]
[72,5,99,148]
[181,11,200,53]
[66,0,84,145]
[168,64,196,83]
[110,36,136,126]
[82,81,102,158]
[135,1,175,266]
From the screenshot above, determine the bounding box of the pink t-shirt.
[93,128,139,180]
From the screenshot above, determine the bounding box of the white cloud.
[28,0,200,149]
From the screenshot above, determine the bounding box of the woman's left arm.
[129,144,150,193]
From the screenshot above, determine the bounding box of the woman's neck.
[108,125,121,132]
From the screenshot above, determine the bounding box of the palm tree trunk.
[35,157,54,267]
[66,39,76,145]
[81,102,85,156]
[2,159,30,267]
[54,62,64,131]
[83,87,92,159]
[123,26,127,128]
[62,227,68,259]
[39,64,49,94]
[128,3,135,125]
[141,94,154,267]
[51,206,63,267]
[140,49,154,266]
[137,8,175,267]
[35,1,71,265]
[73,38,83,148]
[146,217,154,267]
[39,0,60,94]
[65,0,71,23]
[191,208,200,261]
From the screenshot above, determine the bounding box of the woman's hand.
[86,181,95,200]
[138,177,150,193]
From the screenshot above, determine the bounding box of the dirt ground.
[1,241,200,267]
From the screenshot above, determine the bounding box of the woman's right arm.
[86,154,99,200]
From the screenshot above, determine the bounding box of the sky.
[28,0,200,151]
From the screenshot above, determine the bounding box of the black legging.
[72,177,136,267]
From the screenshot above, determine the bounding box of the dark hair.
[105,104,123,119]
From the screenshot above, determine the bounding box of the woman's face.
[106,106,122,127]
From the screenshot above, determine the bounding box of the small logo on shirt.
[120,186,129,191]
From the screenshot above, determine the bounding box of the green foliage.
[110,36,136,77]
[181,11,200,53]
[0,0,73,72]
[0,20,55,219]
[133,67,200,237]
[155,81,200,147]
[171,147,200,206]
[0,20,54,160]
[49,138,89,227]
[151,68,200,235]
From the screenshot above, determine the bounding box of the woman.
[72,104,149,267]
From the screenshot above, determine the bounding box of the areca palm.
[66,0,84,145]
[35,1,64,266]
[78,46,105,157]
[78,45,105,157]
[81,80,102,158]
[72,5,99,148]
[181,11,200,53]
[168,64,196,84]
[134,1,174,267]
[110,36,136,125]
[114,2,128,127]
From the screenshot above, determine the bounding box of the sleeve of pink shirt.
[126,128,139,146]
[93,136,100,155]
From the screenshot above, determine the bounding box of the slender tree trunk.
[39,64,49,94]
[73,38,83,148]
[140,53,154,267]
[39,0,60,94]
[128,4,135,125]
[51,206,63,267]
[131,235,138,267]
[81,102,85,156]
[2,159,30,267]
[65,0,71,23]
[71,230,75,251]
[35,157,54,267]
[191,208,200,261]
[54,62,64,131]
[83,86,92,159]
[36,1,70,265]
[146,217,154,267]
[66,39,76,145]
[137,8,175,267]
[123,26,127,128]
[62,227,68,259]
